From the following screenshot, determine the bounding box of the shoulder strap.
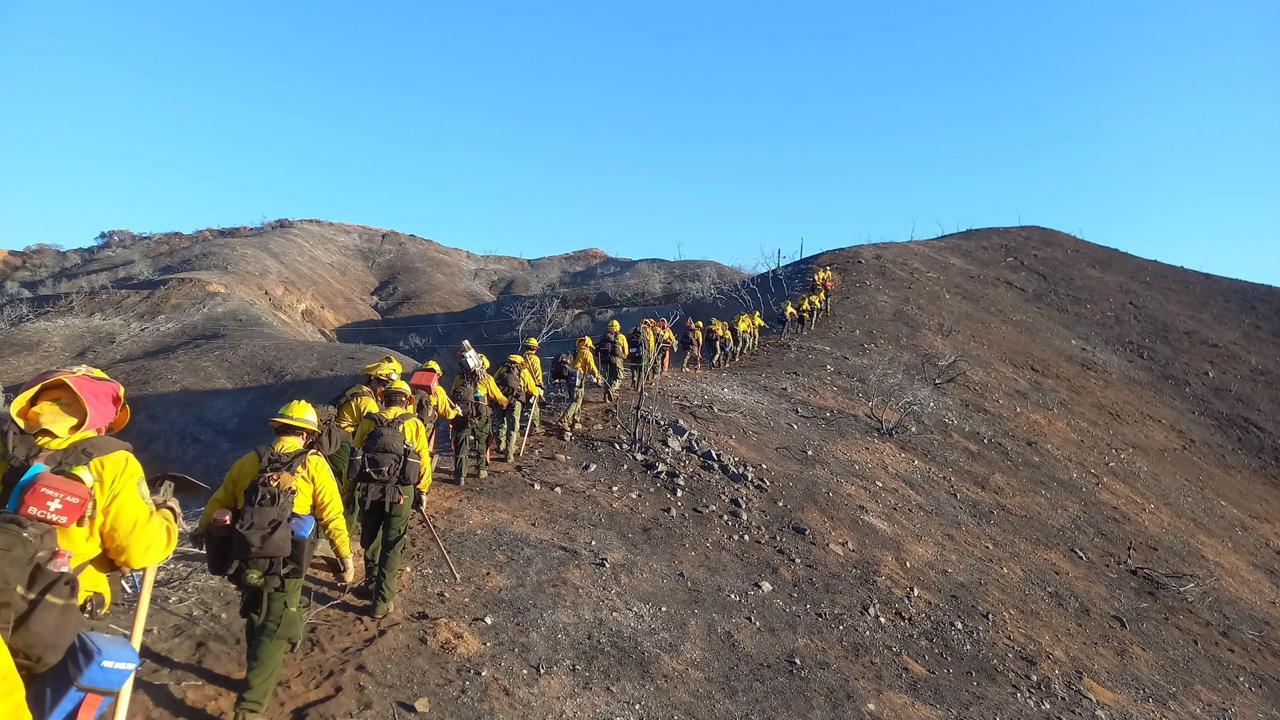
[391,413,414,432]
[45,436,132,474]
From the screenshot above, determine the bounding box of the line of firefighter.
[0,266,837,720]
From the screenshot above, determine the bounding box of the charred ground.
[59,226,1279,719]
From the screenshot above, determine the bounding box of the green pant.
[454,417,491,480]
[237,577,305,715]
[360,493,413,616]
[604,358,624,399]
[332,439,360,533]
[681,343,702,371]
[561,382,586,429]
[497,399,524,460]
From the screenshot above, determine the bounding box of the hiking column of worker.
[197,400,353,720]
[560,336,602,438]
[350,380,430,619]
[521,338,545,433]
[598,319,629,402]
[333,356,401,529]
[0,366,181,720]
[451,354,507,484]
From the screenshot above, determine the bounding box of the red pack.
[18,472,92,527]
[408,369,439,394]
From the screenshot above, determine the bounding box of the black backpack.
[0,422,132,674]
[220,447,306,591]
[550,353,573,382]
[452,375,493,424]
[601,332,626,359]
[495,366,526,403]
[350,413,418,487]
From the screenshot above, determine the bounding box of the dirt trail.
[120,228,1279,719]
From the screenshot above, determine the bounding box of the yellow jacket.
[753,314,766,330]
[522,351,544,387]
[639,326,656,354]
[451,374,509,409]
[783,303,798,319]
[0,431,178,610]
[799,296,812,312]
[689,328,703,346]
[601,331,629,359]
[573,347,602,379]
[736,315,752,333]
[521,367,545,399]
[0,639,30,720]
[354,406,433,494]
[200,435,352,558]
[335,384,380,435]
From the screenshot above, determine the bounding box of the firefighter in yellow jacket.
[521,338,545,433]
[450,355,508,483]
[197,399,352,720]
[560,336,602,437]
[1,366,180,718]
[350,380,430,619]
[334,356,402,528]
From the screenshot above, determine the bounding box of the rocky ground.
[118,228,1280,719]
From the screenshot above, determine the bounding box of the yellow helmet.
[578,336,594,349]
[607,319,621,331]
[507,354,525,365]
[270,400,319,433]
[363,355,403,381]
[695,320,704,328]
[478,353,491,371]
[424,360,443,373]
[523,337,540,349]
[383,379,413,398]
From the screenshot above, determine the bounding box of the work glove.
[153,495,186,530]
[338,556,356,586]
[413,489,426,512]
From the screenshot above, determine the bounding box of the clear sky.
[1,2,1276,285]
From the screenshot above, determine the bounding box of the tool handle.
[421,508,462,582]
[112,564,157,720]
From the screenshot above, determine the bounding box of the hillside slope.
[117,227,1279,719]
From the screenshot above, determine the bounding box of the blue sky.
[1,2,1276,285]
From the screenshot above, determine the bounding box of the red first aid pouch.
[18,472,92,527]
[409,369,439,393]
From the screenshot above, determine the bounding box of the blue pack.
[27,632,139,720]
[3,462,47,512]
[289,513,316,539]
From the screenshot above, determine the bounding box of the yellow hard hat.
[695,320,704,328]
[523,337,540,349]
[270,400,320,433]
[363,355,403,381]
[383,379,413,399]
[607,319,621,331]
[424,360,443,373]
[507,354,525,365]
[578,336,594,349]
[478,353,491,371]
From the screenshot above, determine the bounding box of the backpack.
[0,424,132,674]
[495,366,525,403]
[452,375,493,424]
[224,447,306,591]
[349,413,418,487]
[551,353,574,382]
[602,332,626,359]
